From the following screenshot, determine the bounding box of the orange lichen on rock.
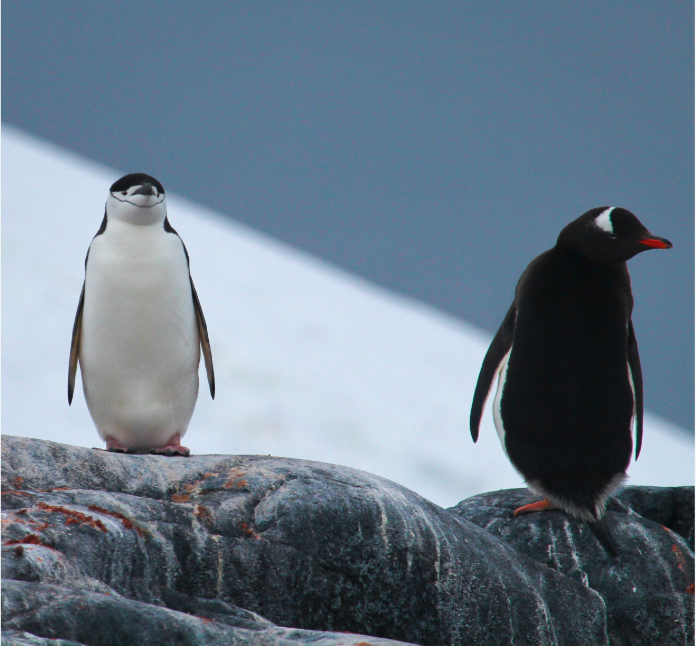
[36,502,107,533]
[224,471,248,490]
[87,504,143,537]
[194,505,213,523]
[1,483,70,496]
[239,521,260,539]
[3,533,55,550]
[171,494,191,503]
[179,472,221,496]
[3,513,49,533]
[686,583,695,594]
[671,544,687,571]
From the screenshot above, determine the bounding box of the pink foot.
[148,432,190,457]
[105,436,138,454]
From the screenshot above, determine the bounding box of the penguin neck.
[553,242,632,291]
[555,239,627,273]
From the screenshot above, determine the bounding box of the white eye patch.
[594,207,615,234]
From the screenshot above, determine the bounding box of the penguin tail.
[586,517,619,558]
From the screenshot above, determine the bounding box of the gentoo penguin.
[470,207,672,555]
[68,173,214,456]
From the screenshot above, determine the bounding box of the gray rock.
[1,580,410,646]
[614,486,695,551]
[2,628,86,646]
[2,435,607,646]
[450,488,695,646]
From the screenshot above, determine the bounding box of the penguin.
[68,173,214,456]
[470,207,672,556]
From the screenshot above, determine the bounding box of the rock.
[1,580,411,646]
[2,627,87,646]
[450,488,695,646]
[614,486,695,551]
[2,435,608,646]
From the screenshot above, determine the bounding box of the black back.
[469,206,671,542]
[501,246,635,508]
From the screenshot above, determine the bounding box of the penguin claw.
[105,443,138,454]
[148,446,190,457]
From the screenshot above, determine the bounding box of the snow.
[2,125,693,508]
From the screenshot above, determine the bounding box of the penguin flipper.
[586,517,619,558]
[627,319,643,460]
[190,277,215,399]
[68,283,85,405]
[470,302,516,442]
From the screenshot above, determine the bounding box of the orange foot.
[148,432,190,457]
[512,497,557,518]
[105,436,138,454]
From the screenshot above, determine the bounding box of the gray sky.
[3,2,693,430]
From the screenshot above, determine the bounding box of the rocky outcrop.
[451,488,694,646]
[2,435,693,645]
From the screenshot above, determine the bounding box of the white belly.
[80,222,200,449]
[492,349,511,458]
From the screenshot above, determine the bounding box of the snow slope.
[3,125,693,507]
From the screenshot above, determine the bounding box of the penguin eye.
[121,191,128,196]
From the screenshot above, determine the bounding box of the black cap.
[110,173,165,195]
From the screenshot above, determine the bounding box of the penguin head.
[557,207,672,264]
[106,173,166,226]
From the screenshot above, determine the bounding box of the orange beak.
[639,237,673,249]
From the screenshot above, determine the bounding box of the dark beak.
[638,235,672,250]
[133,183,155,197]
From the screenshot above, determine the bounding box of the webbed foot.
[512,497,557,518]
[105,436,138,454]
[148,432,190,457]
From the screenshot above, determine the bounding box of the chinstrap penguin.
[68,173,215,456]
[470,207,672,556]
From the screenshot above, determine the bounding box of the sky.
[2,2,693,430]
[3,126,693,509]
